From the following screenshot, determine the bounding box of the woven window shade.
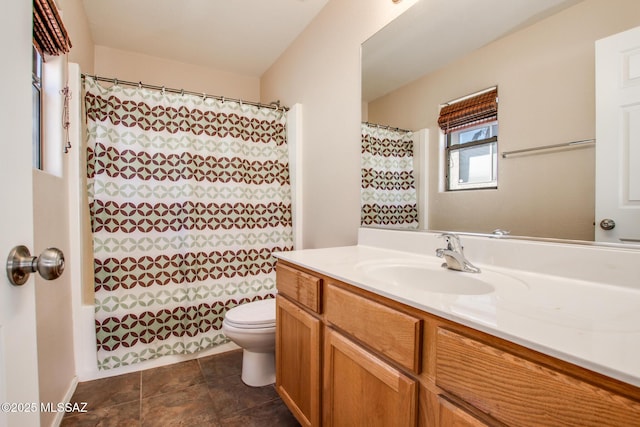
[438,88,498,134]
[33,0,72,56]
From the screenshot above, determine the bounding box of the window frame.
[445,121,498,191]
[32,46,43,170]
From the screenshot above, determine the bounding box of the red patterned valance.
[33,0,72,56]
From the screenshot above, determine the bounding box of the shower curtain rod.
[363,121,412,133]
[81,73,288,112]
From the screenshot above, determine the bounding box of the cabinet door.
[324,328,417,427]
[437,395,491,427]
[275,295,321,427]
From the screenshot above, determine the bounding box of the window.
[438,88,498,191]
[32,46,43,170]
[33,0,72,171]
[446,121,498,190]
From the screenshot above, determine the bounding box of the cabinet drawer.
[325,284,422,373]
[436,328,640,427]
[276,263,322,313]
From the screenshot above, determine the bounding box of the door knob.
[6,245,65,286]
[599,218,616,231]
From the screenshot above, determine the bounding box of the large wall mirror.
[361,0,640,247]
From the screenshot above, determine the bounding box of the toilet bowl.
[222,298,276,387]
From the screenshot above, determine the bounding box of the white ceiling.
[362,0,582,102]
[82,0,329,77]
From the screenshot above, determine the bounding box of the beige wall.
[58,0,96,308]
[94,45,261,101]
[59,0,94,73]
[34,2,93,425]
[33,171,75,427]
[261,0,416,248]
[367,0,640,241]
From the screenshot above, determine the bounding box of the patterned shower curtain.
[84,76,293,370]
[361,123,418,228]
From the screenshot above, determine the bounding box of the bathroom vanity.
[274,231,640,427]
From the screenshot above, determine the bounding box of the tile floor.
[61,349,300,426]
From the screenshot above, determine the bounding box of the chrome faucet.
[435,233,481,273]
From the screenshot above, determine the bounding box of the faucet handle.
[439,233,462,251]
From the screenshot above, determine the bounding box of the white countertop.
[274,244,640,387]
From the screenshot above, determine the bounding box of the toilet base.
[241,349,275,387]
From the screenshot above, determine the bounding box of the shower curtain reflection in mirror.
[361,123,418,229]
[84,76,293,370]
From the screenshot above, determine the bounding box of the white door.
[595,25,640,244]
[0,2,42,426]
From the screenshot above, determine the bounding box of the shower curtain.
[361,123,418,229]
[84,76,293,370]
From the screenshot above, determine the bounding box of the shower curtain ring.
[114,78,118,86]
[138,81,143,89]
[162,86,166,95]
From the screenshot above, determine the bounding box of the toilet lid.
[225,298,275,327]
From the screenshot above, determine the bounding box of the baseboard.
[51,376,79,427]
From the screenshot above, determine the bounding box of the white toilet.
[221,298,276,387]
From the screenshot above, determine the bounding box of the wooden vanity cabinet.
[275,260,640,427]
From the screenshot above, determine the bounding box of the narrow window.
[33,0,72,170]
[32,46,43,170]
[438,88,498,191]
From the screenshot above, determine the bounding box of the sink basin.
[355,259,527,295]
